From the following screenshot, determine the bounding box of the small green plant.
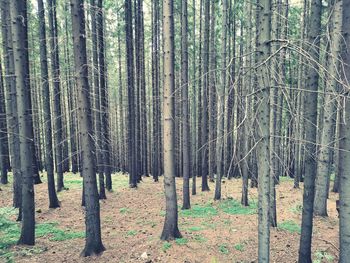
[234,243,245,251]
[180,204,218,218]
[160,210,166,216]
[126,230,137,236]
[175,238,188,245]
[201,221,217,229]
[218,244,229,254]
[119,207,130,214]
[219,198,257,215]
[193,234,207,243]
[279,176,293,182]
[187,226,204,232]
[314,251,334,263]
[162,242,172,252]
[278,220,301,234]
[290,204,303,214]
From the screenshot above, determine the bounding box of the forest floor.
[0,173,339,263]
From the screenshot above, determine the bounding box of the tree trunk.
[160,0,182,241]
[214,0,227,201]
[255,0,272,260]
[338,0,350,260]
[37,0,60,208]
[298,0,322,261]
[1,0,22,211]
[201,0,210,191]
[70,0,105,256]
[48,0,64,192]
[97,0,112,191]
[0,58,9,184]
[125,0,137,188]
[181,0,191,209]
[10,0,36,245]
[314,0,342,217]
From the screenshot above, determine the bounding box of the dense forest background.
[0,0,350,262]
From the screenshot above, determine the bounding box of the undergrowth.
[218,198,257,215]
[0,207,84,263]
[278,220,301,234]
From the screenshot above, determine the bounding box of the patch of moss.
[180,204,218,218]
[162,242,171,252]
[278,220,301,234]
[175,238,188,245]
[218,198,257,215]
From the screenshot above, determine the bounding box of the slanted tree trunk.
[70,0,105,256]
[10,0,35,245]
[298,0,322,261]
[255,0,272,260]
[37,0,60,208]
[160,0,182,241]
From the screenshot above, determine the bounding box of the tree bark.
[70,0,105,256]
[298,0,322,261]
[160,0,182,241]
[255,0,272,260]
[37,0,60,208]
[10,0,36,245]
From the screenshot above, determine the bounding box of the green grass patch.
[278,220,301,234]
[201,221,217,229]
[0,207,84,262]
[159,210,166,216]
[218,243,229,254]
[218,198,257,215]
[111,174,129,189]
[314,251,334,263]
[162,242,171,252]
[126,230,137,236]
[193,234,207,243]
[175,238,188,245]
[180,204,218,218]
[279,176,293,182]
[187,226,205,232]
[290,204,303,214]
[234,243,245,251]
[119,207,130,214]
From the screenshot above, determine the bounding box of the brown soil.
[0,174,339,263]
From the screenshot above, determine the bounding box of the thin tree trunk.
[125,0,137,188]
[48,0,64,192]
[37,0,60,208]
[214,0,227,201]
[181,0,191,209]
[201,0,210,191]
